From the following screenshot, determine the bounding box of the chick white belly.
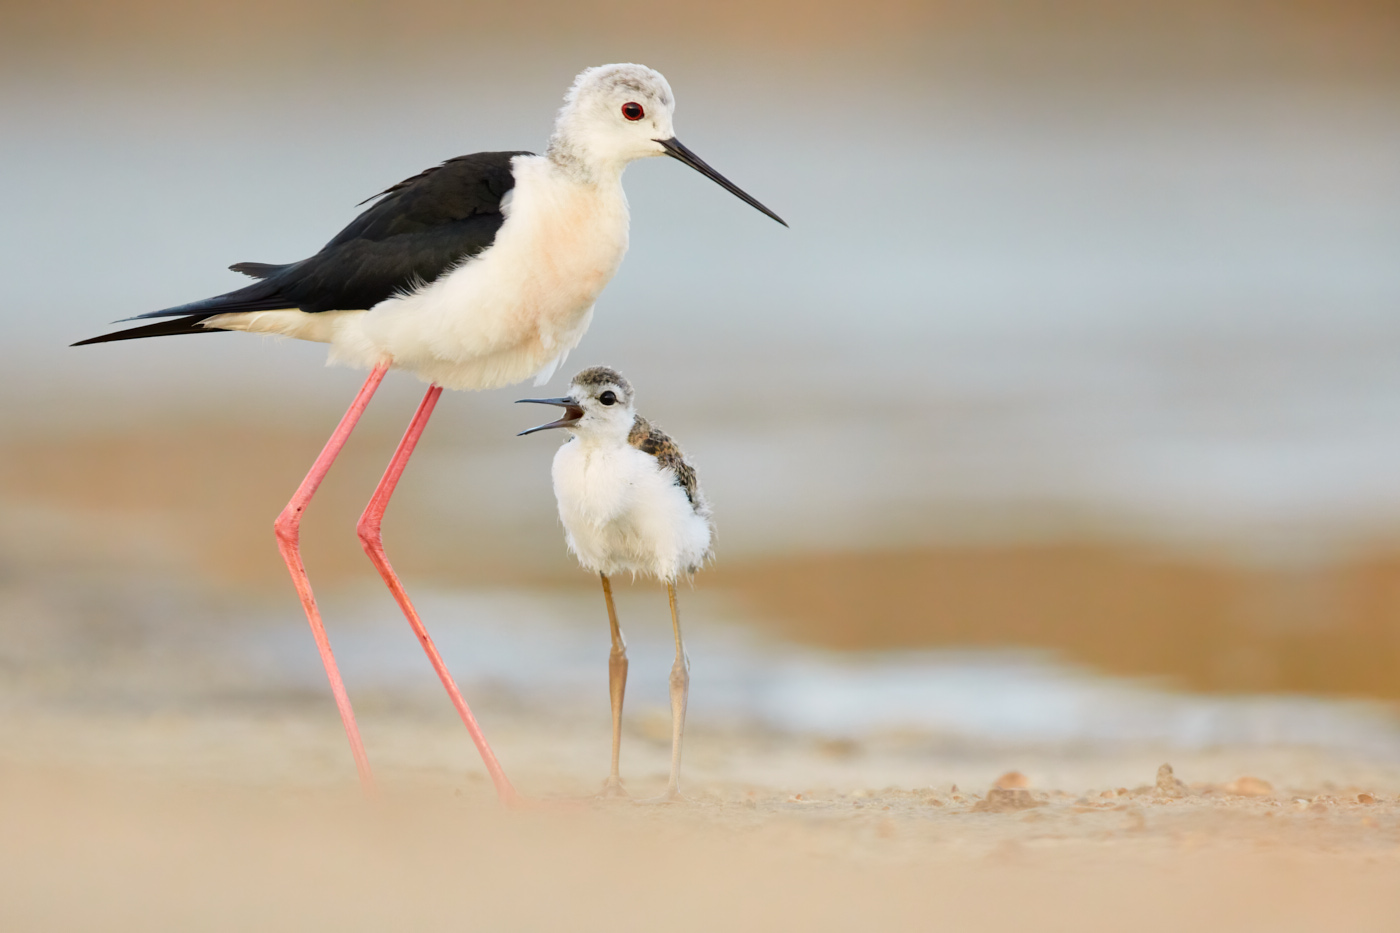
[552,441,710,581]
[204,157,629,391]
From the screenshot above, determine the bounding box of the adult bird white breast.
[519,366,713,801]
[74,63,784,799]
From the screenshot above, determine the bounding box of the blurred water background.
[3,0,1400,757]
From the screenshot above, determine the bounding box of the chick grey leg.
[600,573,629,797]
[660,580,691,801]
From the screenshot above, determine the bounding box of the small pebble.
[974,787,1042,813]
[994,771,1031,790]
[1358,793,1376,804]
[1224,776,1274,798]
[1155,763,1190,798]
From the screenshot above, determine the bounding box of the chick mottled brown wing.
[628,416,706,514]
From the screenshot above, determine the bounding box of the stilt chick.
[519,366,712,800]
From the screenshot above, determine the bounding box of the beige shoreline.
[3,704,1399,931]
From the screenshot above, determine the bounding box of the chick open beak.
[516,397,585,436]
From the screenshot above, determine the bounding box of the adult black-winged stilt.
[75,64,783,799]
[518,367,712,801]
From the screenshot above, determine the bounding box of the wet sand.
[3,705,1399,931]
[713,545,1400,700]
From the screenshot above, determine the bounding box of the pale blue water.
[233,588,1400,754]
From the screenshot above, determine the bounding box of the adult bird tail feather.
[72,276,299,345]
[72,314,230,345]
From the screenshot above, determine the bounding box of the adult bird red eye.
[599,390,617,405]
[621,102,645,121]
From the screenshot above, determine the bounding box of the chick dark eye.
[599,390,617,406]
[621,102,644,121]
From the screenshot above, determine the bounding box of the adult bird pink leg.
[357,385,518,804]
[274,362,390,793]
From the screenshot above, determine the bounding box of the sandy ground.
[3,512,1398,930]
[3,704,1399,932]
[6,432,1400,930]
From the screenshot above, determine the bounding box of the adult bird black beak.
[516,397,585,435]
[655,137,787,227]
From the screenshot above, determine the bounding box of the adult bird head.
[517,366,637,439]
[549,63,787,227]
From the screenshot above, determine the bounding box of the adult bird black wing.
[74,151,532,346]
